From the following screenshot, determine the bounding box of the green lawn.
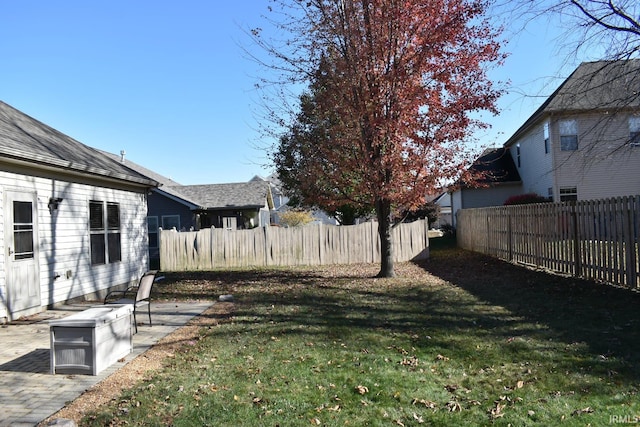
[83,237,640,426]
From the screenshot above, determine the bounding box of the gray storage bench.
[49,305,133,375]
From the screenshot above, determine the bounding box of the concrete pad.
[0,301,213,427]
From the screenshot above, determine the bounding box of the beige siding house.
[0,101,158,322]
[451,60,640,226]
[504,60,640,202]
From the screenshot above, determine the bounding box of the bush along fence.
[456,196,640,289]
[159,220,430,271]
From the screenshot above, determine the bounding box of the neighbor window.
[559,119,578,151]
[543,122,550,153]
[559,187,578,202]
[90,201,121,265]
[161,215,180,231]
[629,116,640,146]
[147,216,159,248]
[223,217,237,230]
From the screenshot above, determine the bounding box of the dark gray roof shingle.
[463,147,521,187]
[168,182,272,209]
[98,149,200,206]
[505,59,640,147]
[0,101,157,186]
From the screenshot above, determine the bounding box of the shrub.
[503,193,549,205]
[278,210,316,227]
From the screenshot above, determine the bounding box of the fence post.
[507,211,513,262]
[622,196,637,289]
[572,203,582,278]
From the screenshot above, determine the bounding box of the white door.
[4,191,40,319]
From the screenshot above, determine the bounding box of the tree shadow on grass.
[418,246,640,380]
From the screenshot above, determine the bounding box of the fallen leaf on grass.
[355,385,369,395]
[446,400,462,412]
[572,407,594,416]
[400,356,419,367]
[435,354,450,361]
[412,398,437,408]
[490,403,505,419]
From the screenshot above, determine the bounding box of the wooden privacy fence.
[457,196,640,289]
[159,220,430,271]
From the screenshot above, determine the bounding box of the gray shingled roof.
[0,101,157,186]
[98,149,200,207]
[505,59,640,147]
[99,150,273,210]
[546,60,640,112]
[456,147,521,189]
[168,181,272,209]
[468,148,521,184]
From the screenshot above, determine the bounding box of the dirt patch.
[39,302,233,426]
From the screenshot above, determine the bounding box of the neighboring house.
[505,59,640,203]
[0,101,158,322]
[431,192,452,228]
[451,59,640,224]
[450,147,523,226]
[166,181,274,230]
[255,173,339,226]
[100,153,274,268]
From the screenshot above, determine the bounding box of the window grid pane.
[89,201,104,230]
[162,215,180,230]
[91,234,106,265]
[107,203,120,229]
[560,135,578,151]
[108,233,121,262]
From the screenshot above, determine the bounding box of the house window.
[13,201,34,260]
[223,217,237,230]
[162,215,180,231]
[559,187,577,202]
[629,116,640,146]
[548,187,553,199]
[559,119,578,151]
[147,216,158,248]
[516,144,521,168]
[543,122,550,154]
[90,201,121,265]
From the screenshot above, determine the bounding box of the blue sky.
[0,1,594,185]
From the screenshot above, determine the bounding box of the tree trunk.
[375,198,395,278]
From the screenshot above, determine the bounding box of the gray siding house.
[0,101,158,322]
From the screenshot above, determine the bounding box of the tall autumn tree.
[259,0,505,277]
[273,60,374,225]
